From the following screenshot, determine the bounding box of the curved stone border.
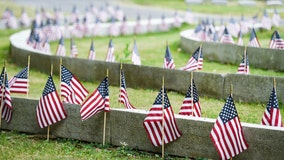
[180,29,284,71]
[2,98,284,159]
[10,30,284,103]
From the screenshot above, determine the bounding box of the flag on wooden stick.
[119,68,135,109]
[36,75,67,128]
[80,77,110,121]
[143,87,182,147]
[210,94,249,160]
[0,67,12,123]
[8,66,29,94]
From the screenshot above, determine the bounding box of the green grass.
[1,130,189,160]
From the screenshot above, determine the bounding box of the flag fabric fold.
[56,36,66,56]
[105,39,115,62]
[248,28,260,48]
[180,46,203,71]
[179,79,201,117]
[269,30,284,49]
[8,66,29,94]
[88,40,96,60]
[237,49,249,74]
[61,65,89,105]
[119,69,135,109]
[36,75,67,128]
[164,45,175,69]
[261,87,283,127]
[143,88,182,147]
[0,67,12,123]
[131,40,141,65]
[80,77,110,121]
[210,95,249,160]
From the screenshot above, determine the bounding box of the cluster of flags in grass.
[192,8,282,50]
[1,57,284,159]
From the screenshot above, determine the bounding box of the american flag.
[8,66,29,94]
[261,9,272,30]
[180,46,202,71]
[269,30,284,49]
[70,39,78,58]
[105,39,115,62]
[36,75,67,128]
[210,95,249,160]
[220,27,235,44]
[41,38,50,53]
[131,40,141,65]
[56,36,66,56]
[238,31,244,46]
[179,79,201,117]
[237,49,249,74]
[118,69,135,109]
[19,8,30,27]
[164,45,175,69]
[248,28,261,48]
[80,77,110,121]
[272,8,281,27]
[143,88,182,147]
[0,67,12,123]
[61,65,89,105]
[261,87,283,127]
[88,40,96,60]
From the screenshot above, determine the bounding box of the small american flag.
[237,31,244,46]
[8,66,29,94]
[210,95,249,160]
[0,67,12,123]
[179,80,201,117]
[36,75,67,128]
[105,39,115,62]
[61,65,89,105]
[272,8,281,27]
[80,77,110,121]
[143,88,182,147]
[56,36,66,56]
[261,9,272,30]
[88,40,96,60]
[118,69,135,109]
[164,45,175,69]
[131,40,141,65]
[180,46,202,71]
[269,30,284,49]
[261,87,283,127]
[220,27,235,44]
[248,28,261,48]
[70,38,78,58]
[237,49,249,74]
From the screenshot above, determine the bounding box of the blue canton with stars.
[42,75,56,96]
[192,46,200,61]
[165,45,173,62]
[61,65,73,86]
[98,77,109,98]
[121,70,126,89]
[266,87,278,111]
[185,80,199,103]
[153,88,171,109]
[15,66,28,78]
[219,95,238,124]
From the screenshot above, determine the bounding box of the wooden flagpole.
[230,84,233,160]
[244,47,247,73]
[119,63,123,108]
[59,58,62,101]
[27,55,30,98]
[190,72,193,116]
[47,64,53,141]
[103,68,108,146]
[0,61,6,129]
[274,78,276,92]
[161,75,165,159]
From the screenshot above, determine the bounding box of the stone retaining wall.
[1,98,284,159]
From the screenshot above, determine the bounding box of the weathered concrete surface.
[180,29,284,71]
[2,98,284,159]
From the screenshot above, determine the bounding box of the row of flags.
[1,60,283,159]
